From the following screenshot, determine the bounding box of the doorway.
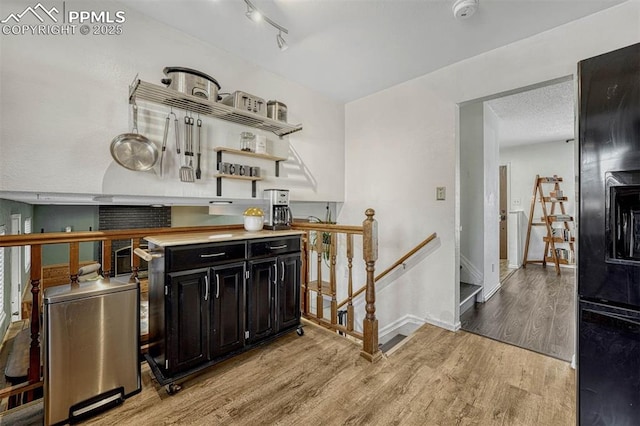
[499,164,517,282]
[10,214,21,322]
[458,77,576,361]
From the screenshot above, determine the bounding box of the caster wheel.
[296,327,304,336]
[166,383,182,395]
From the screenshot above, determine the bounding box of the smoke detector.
[452,0,479,20]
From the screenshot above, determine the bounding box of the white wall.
[482,104,500,300]
[0,0,345,203]
[344,2,640,331]
[459,102,484,285]
[500,140,576,263]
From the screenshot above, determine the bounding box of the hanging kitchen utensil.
[173,112,180,156]
[110,103,159,172]
[196,117,202,180]
[188,117,195,170]
[159,112,170,177]
[179,114,195,182]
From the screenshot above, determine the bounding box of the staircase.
[459,282,482,315]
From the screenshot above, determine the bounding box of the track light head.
[245,6,262,22]
[244,0,289,52]
[276,31,288,51]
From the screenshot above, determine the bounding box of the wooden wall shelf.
[213,174,263,198]
[213,147,286,162]
[213,147,286,198]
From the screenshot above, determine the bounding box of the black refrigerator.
[578,42,640,425]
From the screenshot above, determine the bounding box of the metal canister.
[267,100,287,123]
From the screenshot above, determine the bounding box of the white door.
[10,214,21,322]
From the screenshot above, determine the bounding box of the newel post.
[361,208,382,362]
[27,244,42,398]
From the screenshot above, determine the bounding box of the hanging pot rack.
[128,78,302,138]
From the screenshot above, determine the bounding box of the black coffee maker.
[263,189,292,230]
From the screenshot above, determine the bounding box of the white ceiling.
[120,0,625,103]
[487,80,575,147]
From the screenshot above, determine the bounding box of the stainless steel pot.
[161,67,221,101]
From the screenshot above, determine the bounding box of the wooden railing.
[295,214,438,362]
[292,208,381,362]
[0,210,381,408]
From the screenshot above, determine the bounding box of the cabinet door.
[277,253,301,332]
[247,258,276,343]
[210,262,245,358]
[167,269,209,374]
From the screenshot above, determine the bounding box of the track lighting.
[243,0,289,51]
[276,31,288,51]
[245,4,262,22]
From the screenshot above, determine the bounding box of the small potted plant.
[308,204,335,264]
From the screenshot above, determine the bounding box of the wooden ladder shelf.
[523,174,575,275]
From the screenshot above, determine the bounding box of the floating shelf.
[214,147,286,178]
[213,174,262,181]
[213,147,286,162]
[129,80,303,138]
[213,174,263,198]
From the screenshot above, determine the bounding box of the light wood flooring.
[499,259,517,283]
[51,320,572,425]
[0,321,575,425]
[461,264,575,362]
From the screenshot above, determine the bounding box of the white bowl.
[244,215,264,232]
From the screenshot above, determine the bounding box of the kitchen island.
[141,229,305,393]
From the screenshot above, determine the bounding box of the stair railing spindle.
[347,233,354,331]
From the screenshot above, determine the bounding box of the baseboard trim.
[481,282,501,302]
[379,314,425,342]
[379,314,460,346]
[425,317,460,332]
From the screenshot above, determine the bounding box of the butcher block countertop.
[144,229,305,247]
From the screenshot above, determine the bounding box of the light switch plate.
[436,186,446,200]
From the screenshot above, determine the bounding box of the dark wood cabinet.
[210,262,245,358]
[247,241,301,341]
[146,234,302,389]
[247,258,276,344]
[166,269,209,374]
[277,253,301,332]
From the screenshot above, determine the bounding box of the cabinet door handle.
[204,274,209,301]
[273,264,278,285]
[200,252,225,258]
[281,261,285,281]
[269,245,287,250]
[215,273,220,299]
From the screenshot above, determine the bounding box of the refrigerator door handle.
[583,308,640,327]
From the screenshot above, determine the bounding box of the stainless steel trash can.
[44,279,141,425]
